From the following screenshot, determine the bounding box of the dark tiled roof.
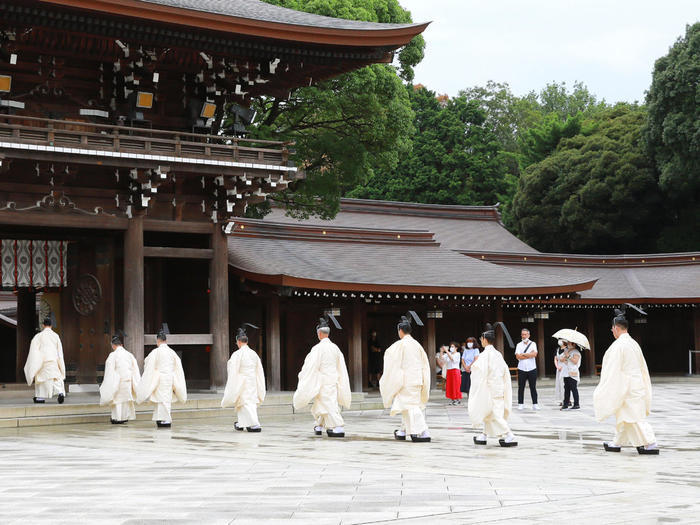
[139,0,423,30]
[227,224,595,294]
[265,199,537,254]
[492,263,700,300]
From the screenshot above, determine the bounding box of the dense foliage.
[235,3,698,253]
[643,22,700,251]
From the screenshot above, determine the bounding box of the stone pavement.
[1,380,699,524]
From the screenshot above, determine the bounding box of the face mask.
[467,342,474,348]
[450,346,456,351]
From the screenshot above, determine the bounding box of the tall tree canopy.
[235,0,424,219]
[348,86,515,206]
[512,105,663,254]
[644,22,700,251]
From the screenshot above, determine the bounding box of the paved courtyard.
[1,380,699,524]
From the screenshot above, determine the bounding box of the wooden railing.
[0,114,291,167]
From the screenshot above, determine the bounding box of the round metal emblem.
[72,274,102,316]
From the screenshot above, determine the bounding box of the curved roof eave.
[231,267,599,296]
[42,0,430,47]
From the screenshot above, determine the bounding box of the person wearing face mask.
[554,339,567,406]
[515,328,539,411]
[460,337,480,398]
[445,341,462,405]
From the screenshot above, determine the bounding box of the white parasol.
[552,328,590,350]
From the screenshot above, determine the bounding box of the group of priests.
[22,306,660,454]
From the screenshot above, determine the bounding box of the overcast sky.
[399,0,698,103]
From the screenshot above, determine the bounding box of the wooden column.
[15,290,37,382]
[495,302,504,354]
[209,227,229,389]
[265,294,281,391]
[536,318,546,378]
[349,302,363,392]
[426,317,437,389]
[691,306,700,374]
[124,215,144,368]
[586,310,597,376]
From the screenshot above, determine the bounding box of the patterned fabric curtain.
[1,240,68,288]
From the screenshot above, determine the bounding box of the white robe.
[593,333,656,447]
[99,346,141,421]
[221,344,266,428]
[136,344,187,423]
[293,337,351,429]
[468,345,513,438]
[24,327,65,399]
[379,334,431,435]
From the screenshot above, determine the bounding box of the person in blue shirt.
[460,336,480,398]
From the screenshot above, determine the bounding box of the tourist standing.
[553,339,567,406]
[560,341,581,410]
[445,342,462,405]
[461,337,480,398]
[515,328,539,410]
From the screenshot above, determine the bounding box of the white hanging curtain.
[1,240,68,288]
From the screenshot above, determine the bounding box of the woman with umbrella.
[552,329,590,411]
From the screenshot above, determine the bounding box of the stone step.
[0,391,383,428]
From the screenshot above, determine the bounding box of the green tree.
[512,105,663,254]
[349,86,515,206]
[239,0,424,219]
[644,22,700,251]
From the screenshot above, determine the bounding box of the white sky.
[399,0,699,103]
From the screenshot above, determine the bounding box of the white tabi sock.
[333,426,344,433]
[314,425,323,432]
[418,430,430,438]
[476,433,487,442]
[395,429,406,437]
[504,433,516,443]
[644,442,659,450]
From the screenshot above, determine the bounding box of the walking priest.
[221,323,266,432]
[99,331,141,424]
[379,311,432,443]
[293,314,351,437]
[468,322,518,447]
[24,317,65,404]
[136,330,187,428]
[593,305,659,455]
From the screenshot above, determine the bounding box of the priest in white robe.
[24,317,65,404]
[468,323,518,447]
[293,315,351,438]
[99,332,141,424]
[593,306,659,454]
[221,324,266,432]
[136,330,187,428]
[379,312,431,443]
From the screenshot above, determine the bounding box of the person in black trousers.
[515,328,539,410]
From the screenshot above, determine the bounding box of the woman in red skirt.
[445,342,462,405]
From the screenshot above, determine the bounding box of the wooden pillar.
[15,290,37,382]
[692,306,700,374]
[495,302,504,354]
[586,310,597,377]
[536,318,546,378]
[265,294,281,390]
[209,227,229,389]
[349,302,363,392]
[124,215,144,368]
[426,317,437,389]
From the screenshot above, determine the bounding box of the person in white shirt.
[444,342,462,405]
[515,328,539,410]
[99,332,140,424]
